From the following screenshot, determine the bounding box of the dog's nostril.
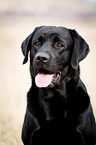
[43,57,49,62]
[36,56,41,62]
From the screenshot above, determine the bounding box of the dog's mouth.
[35,68,61,88]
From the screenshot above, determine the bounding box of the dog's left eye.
[57,43,64,48]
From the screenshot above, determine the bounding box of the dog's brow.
[50,33,64,43]
[50,33,60,37]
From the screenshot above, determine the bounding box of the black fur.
[21,26,96,145]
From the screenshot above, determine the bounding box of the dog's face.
[21,26,89,88]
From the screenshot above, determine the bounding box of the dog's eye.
[34,41,40,46]
[57,43,64,48]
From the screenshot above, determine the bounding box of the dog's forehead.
[33,26,72,40]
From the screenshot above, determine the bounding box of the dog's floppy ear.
[21,26,45,64]
[21,33,32,64]
[21,27,42,64]
[70,29,90,69]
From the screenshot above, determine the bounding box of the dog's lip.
[35,68,54,75]
[51,72,61,84]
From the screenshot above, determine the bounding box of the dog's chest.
[40,100,55,121]
[38,96,67,121]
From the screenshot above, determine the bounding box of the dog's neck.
[28,67,80,124]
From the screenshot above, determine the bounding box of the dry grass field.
[0,0,96,144]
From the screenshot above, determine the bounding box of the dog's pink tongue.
[35,73,54,88]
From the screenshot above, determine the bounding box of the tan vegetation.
[0,0,96,144]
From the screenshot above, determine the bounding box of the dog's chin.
[34,68,61,88]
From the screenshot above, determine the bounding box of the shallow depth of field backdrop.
[0,0,96,144]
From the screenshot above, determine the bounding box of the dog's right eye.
[34,41,40,46]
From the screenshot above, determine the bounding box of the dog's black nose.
[35,52,50,63]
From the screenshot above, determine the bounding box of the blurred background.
[0,0,96,144]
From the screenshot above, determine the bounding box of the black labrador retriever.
[21,26,96,145]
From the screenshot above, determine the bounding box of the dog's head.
[21,26,89,88]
